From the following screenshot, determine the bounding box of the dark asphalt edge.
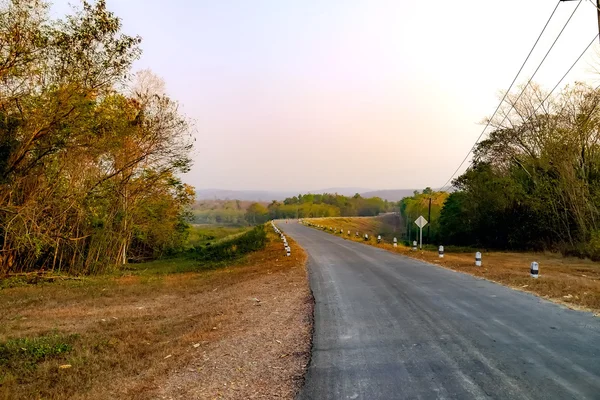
[274,223,317,400]
[302,224,600,318]
[294,254,317,400]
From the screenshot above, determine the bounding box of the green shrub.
[0,333,77,373]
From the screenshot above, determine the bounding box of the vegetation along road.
[280,221,600,400]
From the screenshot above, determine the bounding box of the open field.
[0,230,312,399]
[308,217,600,313]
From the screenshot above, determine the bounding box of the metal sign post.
[414,216,428,250]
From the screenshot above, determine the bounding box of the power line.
[518,32,598,127]
[492,0,583,131]
[439,0,576,191]
[439,0,563,191]
[457,32,599,180]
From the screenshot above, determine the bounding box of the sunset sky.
[52,0,600,191]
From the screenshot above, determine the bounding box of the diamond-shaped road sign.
[414,215,428,228]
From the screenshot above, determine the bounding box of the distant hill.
[195,187,429,202]
[360,189,418,202]
[196,187,372,202]
[314,187,372,197]
[195,189,297,202]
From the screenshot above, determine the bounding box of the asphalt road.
[278,221,600,400]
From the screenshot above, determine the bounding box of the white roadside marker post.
[286,246,291,257]
[530,262,539,278]
[377,235,381,243]
[393,237,397,247]
[347,230,350,236]
[412,241,417,251]
[439,245,444,258]
[364,234,369,241]
[475,252,482,267]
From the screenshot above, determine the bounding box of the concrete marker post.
[475,252,482,267]
[439,245,444,258]
[377,235,381,243]
[364,234,369,241]
[393,237,397,247]
[412,240,417,251]
[530,261,539,278]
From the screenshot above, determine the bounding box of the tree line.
[398,188,448,243]
[399,83,600,259]
[437,83,600,259]
[1,0,194,274]
[245,193,394,224]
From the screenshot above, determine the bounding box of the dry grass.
[0,231,312,399]
[309,217,600,314]
[311,217,382,237]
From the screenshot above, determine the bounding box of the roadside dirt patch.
[0,232,312,399]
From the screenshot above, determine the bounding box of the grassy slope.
[309,217,600,314]
[0,230,312,399]
[186,225,249,247]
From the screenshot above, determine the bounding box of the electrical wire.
[459,33,599,178]
[439,0,577,191]
[527,33,598,119]
[492,0,583,132]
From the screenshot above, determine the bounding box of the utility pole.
[427,197,432,242]
[561,0,600,43]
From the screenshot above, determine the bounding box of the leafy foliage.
[0,1,194,274]
[265,193,393,220]
[439,83,600,258]
[399,188,448,242]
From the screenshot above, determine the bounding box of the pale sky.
[51,0,600,191]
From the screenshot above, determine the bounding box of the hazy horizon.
[51,0,600,191]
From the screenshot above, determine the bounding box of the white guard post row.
[271,221,291,257]
[300,219,540,278]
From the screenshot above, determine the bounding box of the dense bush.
[0,0,194,274]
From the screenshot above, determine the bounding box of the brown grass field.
[309,217,600,314]
[0,231,312,399]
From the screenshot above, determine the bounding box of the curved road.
[278,221,600,400]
